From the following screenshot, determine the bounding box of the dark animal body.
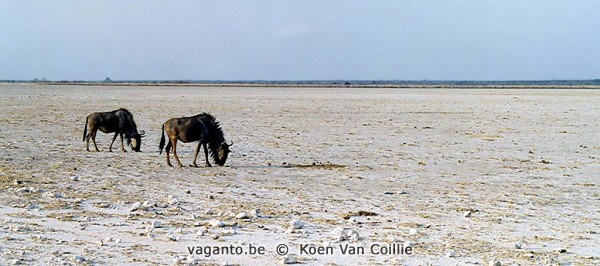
[159,113,232,167]
[83,108,145,152]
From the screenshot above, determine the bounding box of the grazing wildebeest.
[159,113,232,167]
[83,108,145,152]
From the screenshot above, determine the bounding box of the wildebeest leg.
[190,142,201,167]
[203,143,212,167]
[85,133,91,152]
[91,130,100,152]
[120,133,127,152]
[165,140,173,167]
[171,138,184,167]
[109,132,118,152]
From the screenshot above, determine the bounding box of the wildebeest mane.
[195,113,225,163]
[114,108,138,147]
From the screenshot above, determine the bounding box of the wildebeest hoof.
[205,163,212,167]
[190,164,199,168]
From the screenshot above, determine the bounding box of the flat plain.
[1,84,599,265]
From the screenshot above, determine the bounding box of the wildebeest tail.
[159,124,165,154]
[82,116,89,142]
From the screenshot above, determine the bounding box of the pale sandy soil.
[1,85,599,265]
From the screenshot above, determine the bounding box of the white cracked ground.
[1,85,599,265]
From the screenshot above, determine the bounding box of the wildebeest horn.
[228,140,233,146]
[139,130,146,137]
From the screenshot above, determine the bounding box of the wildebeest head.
[215,141,233,166]
[128,130,145,152]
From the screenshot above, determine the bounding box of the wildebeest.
[159,113,232,167]
[83,108,145,152]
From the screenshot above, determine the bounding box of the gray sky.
[1,1,599,80]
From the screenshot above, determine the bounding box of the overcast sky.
[1,1,599,81]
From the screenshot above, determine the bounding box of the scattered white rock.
[172,257,181,265]
[17,187,37,193]
[208,220,225,227]
[130,202,142,212]
[104,237,113,242]
[447,251,457,258]
[464,210,472,217]
[167,234,179,241]
[221,228,236,236]
[95,240,104,246]
[385,234,397,242]
[250,209,260,218]
[151,220,162,228]
[290,220,305,229]
[282,255,297,264]
[196,228,207,236]
[186,255,201,265]
[143,201,153,208]
[74,255,86,263]
[211,234,220,239]
[332,227,360,241]
[235,212,249,219]
[168,195,180,205]
[204,208,214,215]
[488,259,501,266]
[185,189,191,194]
[409,229,418,235]
[71,176,79,181]
[514,240,523,249]
[404,241,415,248]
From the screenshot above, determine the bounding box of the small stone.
[172,257,181,265]
[514,241,523,249]
[208,220,225,227]
[151,220,162,228]
[196,229,207,236]
[235,212,249,219]
[250,209,260,218]
[332,227,360,241]
[167,234,179,241]
[142,201,153,208]
[447,251,457,258]
[404,241,415,248]
[115,238,121,243]
[185,189,191,194]
[282,255,297,264]
[130,202,141,212]
[409,229,418,235]
[221,228,236,236]
[290,220,304,229]
[95,240,104,246]
[11,259,21,265]
[204,208,214,215]
[13,180,23,185]
[104,237,113,242]
[71,176,79,181]
[211,234,220,239]
[488,260,501,266]
[464,210,472,217]
[74,255,86,263]
[168,195,179,205]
